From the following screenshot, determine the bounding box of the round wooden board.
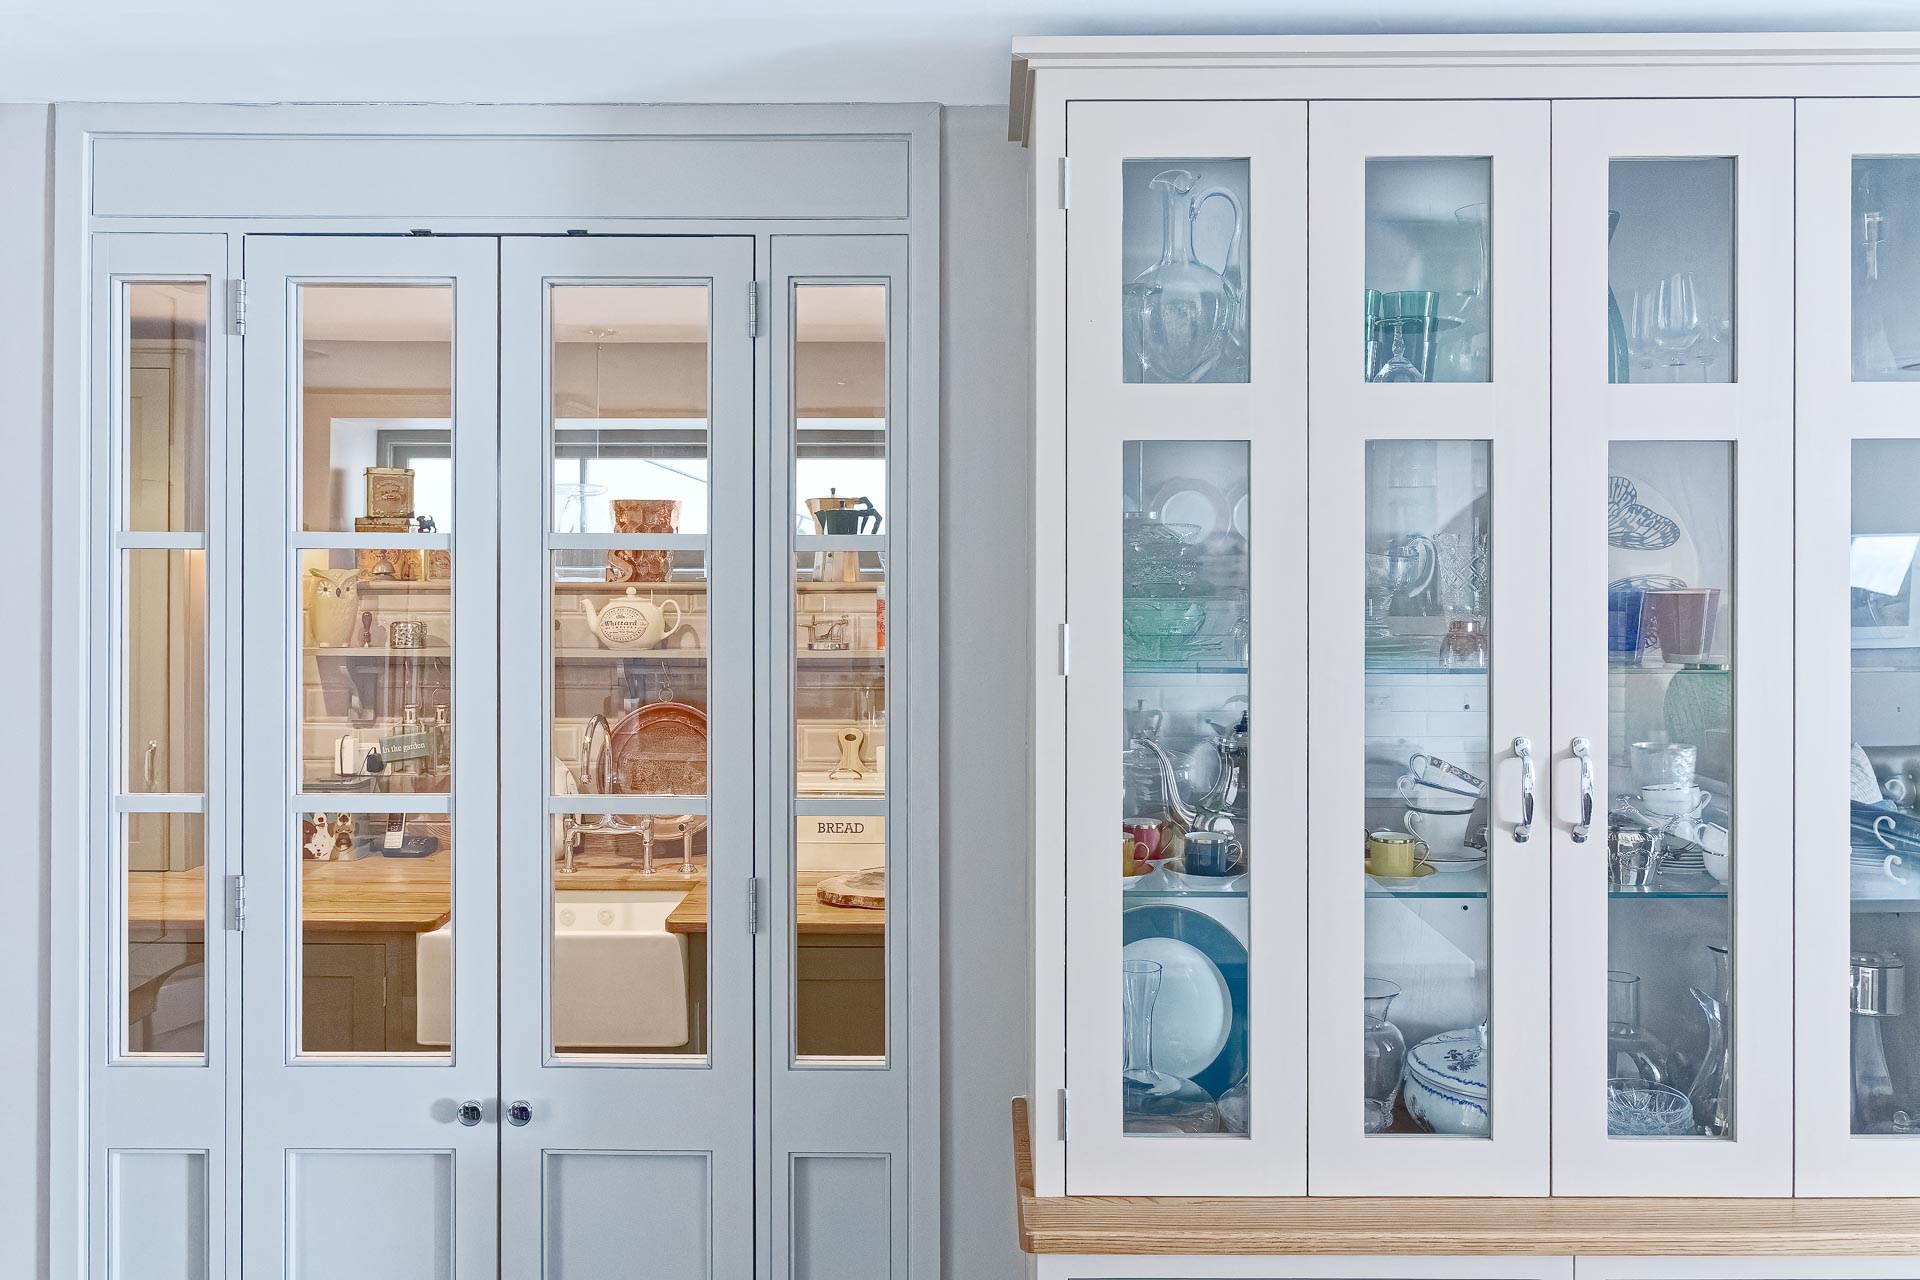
[815,867,886,910]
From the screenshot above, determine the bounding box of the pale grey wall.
[0,102,53,1280]
[939,105,1030,1279]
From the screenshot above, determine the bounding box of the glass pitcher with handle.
[1127,169,1244,383]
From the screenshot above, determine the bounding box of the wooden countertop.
[128,854,452,934]
[1010,1098,1920,1256]
[666,872,885,937]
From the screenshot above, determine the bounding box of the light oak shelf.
[1010,1099,1920,1257]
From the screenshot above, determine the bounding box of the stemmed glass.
[1374,320,1423,383]
[1648,271,1708,372]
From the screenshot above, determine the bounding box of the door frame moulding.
[49,100,940,1280]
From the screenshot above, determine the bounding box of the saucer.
[1365,859,1435,884]
[1427,856,1488,874]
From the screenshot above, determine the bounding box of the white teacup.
[1408,751,1485,794]
[1397,772,1479,814]
[1639,783,1709,819]
[1404,808,1476,857]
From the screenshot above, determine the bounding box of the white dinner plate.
[1121,934,1232,1080]
[1149,476,1229,542]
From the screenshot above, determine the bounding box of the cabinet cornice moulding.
[1012,31,1920,69]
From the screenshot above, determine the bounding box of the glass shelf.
[1608,868,1729,900]
[1126,661,1250,677]
[1365,866,1488,900]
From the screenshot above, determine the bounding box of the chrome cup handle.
[1513,736,1535,844]
[1571,736,1594,844]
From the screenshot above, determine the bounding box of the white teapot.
[581,588,683,651]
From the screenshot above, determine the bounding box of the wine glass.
[1649,271,1707,371]
[1374,320,1423,383]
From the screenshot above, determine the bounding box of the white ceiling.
[7,2,1920,107]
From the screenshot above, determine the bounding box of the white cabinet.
[1023,35,1920,1212]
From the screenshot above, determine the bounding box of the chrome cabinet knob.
[507,1100,532,1127]
[1512,736,1535,844]
[457,1100,484,1127]
[1571,736,1595,844]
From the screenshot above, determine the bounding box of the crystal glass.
[1609,158,1735,384]
[1606,970,1672,1090]
[1442,202,1491,381]
[1607,1079,1696,1137]
[1648,271,1707,369]
[1686,943,1734,1137]
[1373,320,1424,383]
[1362,978,1407,1134]
[1122,960,1221,1133]
[1121,159,1249,384]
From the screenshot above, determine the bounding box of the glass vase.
[1606,969,1671,1087]
[1121,959,1220,1133]
[1362,977,1407,1134]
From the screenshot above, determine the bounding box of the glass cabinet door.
[1795,100,1920,1196]
[1306,100,1552,1196]
[1061,99,1307,1195]
[1550,100,1794,1195]
[496,237,756,1277]
[239,237,501,1276]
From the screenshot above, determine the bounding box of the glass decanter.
[1685,943,1733,1138]
[1606,209,1631,384]
[1121,959,1220,1133]
[1362,977,1407,1134]
[1127,169,1244,383]
[1606,969,1671,1086]
[1851,949,1915,1134]
[1217,1076,1250,1134]
[1443,202,1491,382]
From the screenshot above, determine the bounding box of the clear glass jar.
[1362,977,1407,1134]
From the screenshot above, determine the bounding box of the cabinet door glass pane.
[299,550,453,795]
[1604,441,1734,1138]
[1609,158,1735,384]
[1849,439,1920,1133]
[1121,158,1249,384]
[549,814,706,1059]
[125,282,207,533]
[1363,439,1492,1137]
[1121,439,1250,1136]
[298,284,453,534]
[790,282,890,1065]
[794,284,888,527]
[123,811,206,1058]
[1365,159,1490,383]
[297,810,450,1056]
[125,548,206,793]
[1853,158,1920,381]
[550,284,710,534]
[792,815,887,1060]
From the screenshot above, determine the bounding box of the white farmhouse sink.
[415,891,690,1050]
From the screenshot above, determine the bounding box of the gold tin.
[364,467,415,519]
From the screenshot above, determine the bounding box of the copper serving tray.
[607,700,708,796]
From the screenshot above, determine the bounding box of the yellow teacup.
[1366,828,1432,877]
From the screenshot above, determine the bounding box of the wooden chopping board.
[815,867,886,910]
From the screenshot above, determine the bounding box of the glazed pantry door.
[1061,99,1308,1195]
[1305,99,1552,1195]
[498,235,755,1277]
[240,236,500,1278]
[1549,99,1793,1196]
